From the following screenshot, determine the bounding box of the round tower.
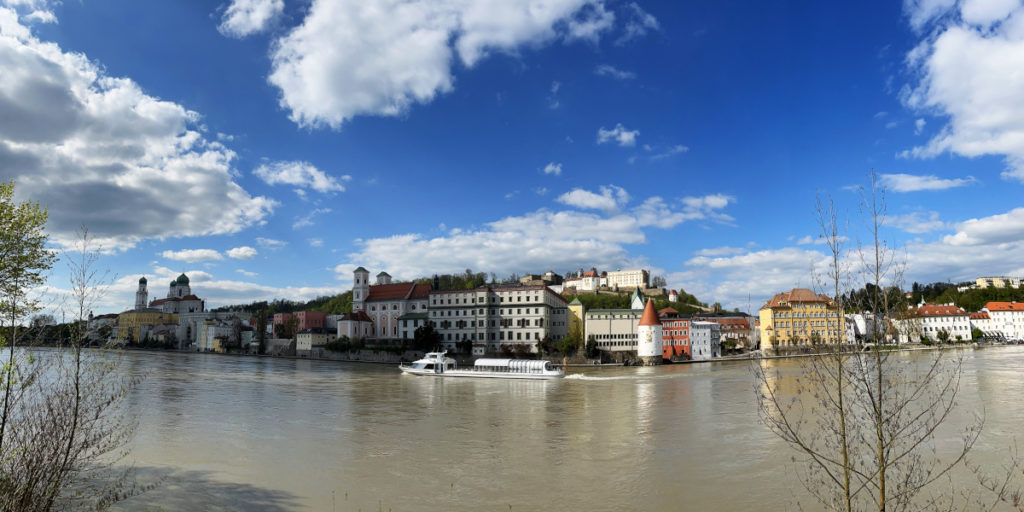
[135,276,148,310]
[637,299,663,366]
[353,267,370,312]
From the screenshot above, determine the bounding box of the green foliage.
[0,180,57,327]
[415,269,491,291]
[324,336,366,353]
[413,324,442,351]
[584,335,598,358]
[844,283,908,313]
[972,327,984,341]
[213,291,354,315]
[936,329,951,344]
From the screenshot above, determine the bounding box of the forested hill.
[212,291,353,315]
[843,281,1024,313]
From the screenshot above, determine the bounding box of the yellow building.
[116,308,178,342]
[759,288,845,349]
[568,298,585,340]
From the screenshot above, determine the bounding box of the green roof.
[569,298,583,305]
[139,276,147,284]
[398,312,428,320]
[353,266,368,273]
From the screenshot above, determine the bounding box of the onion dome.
[139,276,147,284]
[176,273,189,285]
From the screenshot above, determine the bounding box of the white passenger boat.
[399,352,564,380]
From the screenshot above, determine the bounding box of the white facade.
[398,313,427,340]
[605,269,650,290]
[983,303,1024,340]
[351,267,430,340]
[690,321,721,360]
[970,313,997,338]
[636,323,662,359]
[135,278,148,310]
[429,285,569,354]
[894,304,971,343]
[585,310,640,352]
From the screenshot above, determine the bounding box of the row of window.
[431,307,556,317]
[431,294,544,306]
[443,331,543,341]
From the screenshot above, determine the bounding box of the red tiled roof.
[582,270,599,278]
[914,303,967,317]
[762,288,833,308]
[148,294,202,307]
[342,311,373,322]
[985,302,1024,312]
[365,283,431,302]
[639,299,660,326]
[970,312,990,320]
[658,307,679,316]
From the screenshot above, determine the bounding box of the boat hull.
[399,366,563,380]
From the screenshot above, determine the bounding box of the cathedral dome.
[176,273,189,285]
[139,276,147,284]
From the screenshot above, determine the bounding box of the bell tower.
[353,267,370,312]
[135,276,148,310]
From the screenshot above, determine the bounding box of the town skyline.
[3,0,1024,315]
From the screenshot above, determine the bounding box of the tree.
[651,275,667,288]
[413,324,441,352]
[755,175,980,512]
[0,180,57,468]
[971,328,984,341]
[584,335,598,358]
[0,226,137,510]
[936,329,951,344]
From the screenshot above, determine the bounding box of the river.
[105,346,1024,511]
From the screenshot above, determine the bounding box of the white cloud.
[161,249,224,263]
[902,1,1024,181]
[941,206,1024,246]
[682,247,831,310]
[557,185,630,213]
[616,2,659,45]
[879,173,976,192]
[0,8,276,251]
[650,144,689,160]
[680,193,735,223]
[236,269,258,277]
[914,118,926,135]
[308,238,324,247]
[23,9,54,23]
[254,160,346,194]
[256,237,287,248]
[543,162,563,175]
[886,210,947,234]
[594,64,636,80]
[293,207,332,229]
[267,0,614,129]
[695,246,750,257]
[535,187,548,195]
[226,246,258,259]
[337,186,725,282]
[548,81,561,109]
[217,0,284,38]
[596,123,639,147]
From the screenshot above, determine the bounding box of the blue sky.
[3,0,1024,315]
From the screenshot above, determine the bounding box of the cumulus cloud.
[161,249,224,263]
[267,0,617,129]
[879,173,976,192]
[596,123,639,147]
[543,162,563,175]
[886,210,947,233]
[254,160,347,194]
[594,64,636,80]
[557,185,630,213]
[682,247,831,309]
[680,193,735,222]
[0,7,275,250]
[227,246,258,259]
[293,207,331,229]
[256,237,287,248]
[901,0,1024,181]
[941,206,1024,246]
[337,185,730,281]
[217,0,284,38]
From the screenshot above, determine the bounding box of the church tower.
[135,276,148,310]
[353,267,370,312]
[637,299,663,366]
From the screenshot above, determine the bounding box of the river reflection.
[102,347,1024,511]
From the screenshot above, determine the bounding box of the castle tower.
[637,299,663,366]
[353,267,370,312]
[135,276,148,310]
[376,271,392,285]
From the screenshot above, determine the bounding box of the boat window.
[424,363,434,370]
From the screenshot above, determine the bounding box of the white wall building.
[605,269,650,290]
[690,321,721,360]
[352,267,431,341]
[982,302,1024,340]
[429,285,569,355]
[970,312,997,339]
[894,303,971,344]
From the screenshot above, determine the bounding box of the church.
[147,273,206,314]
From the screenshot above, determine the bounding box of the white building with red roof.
[351,267,431,341]
[895,303,970,343]
[149,273,205,314]
[982,301,1024,340]
[969,312,997,339]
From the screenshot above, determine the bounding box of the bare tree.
[755,175,982,511]
[0,227,139,511]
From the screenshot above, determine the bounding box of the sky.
[3,0,1024,316]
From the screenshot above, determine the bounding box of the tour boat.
[399,352,564,380]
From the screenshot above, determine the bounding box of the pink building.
[294,311,326,331]
[272,313,292,327]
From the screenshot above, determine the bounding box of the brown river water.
[105,346,1024,511]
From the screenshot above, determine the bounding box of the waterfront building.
[116,309,178,342]
[970,312,997,339]
[352,267,431,342]
[294,311,326,331]
[982,302,1024,340]
[845,313,881,344]
[759,288,845,348]
[398,312,428,340]
[693,314,755,350]
[637,299,663,365]
[428,285,569,355]
[690,321,722,360]
[658,308,690,359]
[296,329,331,357]
[567,298,585,340]
[337,311,374,340]
[605,269,650,290]
[180,311,251,350]
[325,314,345,331]
[893,303,971,344]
